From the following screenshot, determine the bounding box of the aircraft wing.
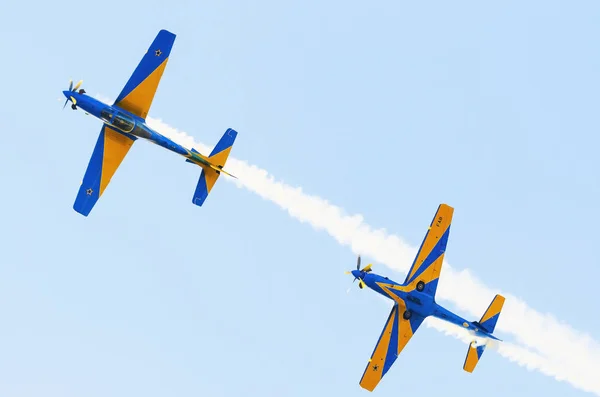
[359,300,425,392]
[73,126,135,216]
[403,203,454,295]
[113,29,176,119]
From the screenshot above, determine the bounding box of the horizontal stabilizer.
[463,342,486,373]
[209,128,237,164]
[193,167,215,206]
[463,294,505,373]
[478,294,505,333]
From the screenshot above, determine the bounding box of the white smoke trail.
[425,317,570,381]
[67,107,586,393]
[142,116,600,395]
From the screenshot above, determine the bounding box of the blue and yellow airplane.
[346,204,505,391]
[63,29,238,216]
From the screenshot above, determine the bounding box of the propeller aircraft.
[63,29,238,216]
[346,204,505,391]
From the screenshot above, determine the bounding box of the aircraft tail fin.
[463,294,505,373]
[192,128,238,206]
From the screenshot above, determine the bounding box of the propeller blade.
[62,98,69,109]
[72,80,83,92]
[68,79,73,91]
[344,271,351,275]
[356,255,361,270]
[361,264,372,273]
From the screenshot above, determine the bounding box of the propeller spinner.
[62,79,85,110]
[345,255,373,289]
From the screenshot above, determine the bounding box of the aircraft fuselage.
[62,91,214,168]
[353,270,499,341]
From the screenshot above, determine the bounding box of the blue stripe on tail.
[209,128,238,158]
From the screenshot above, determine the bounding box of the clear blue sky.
[1,1,599,396]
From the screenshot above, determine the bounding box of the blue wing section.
[73,126,135,216]
[359,301,425,391]
[114,29,176,119]
[402,204,453,297]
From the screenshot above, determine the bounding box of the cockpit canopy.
[100,108,135,133]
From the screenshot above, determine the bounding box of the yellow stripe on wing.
[99,128,135,196]
[405,204,453,285]
[359,306,397,392]
[115,59,169,119]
